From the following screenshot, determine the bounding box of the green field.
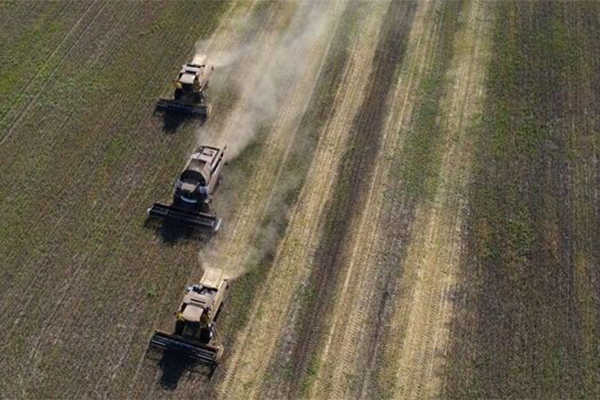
[1,1,599,398]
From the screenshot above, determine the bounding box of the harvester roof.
[179,73,196,85]
[183,161,209,187]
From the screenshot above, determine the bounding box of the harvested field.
[1,1,599,399]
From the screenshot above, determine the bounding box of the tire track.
[0,1,85,107]
[0,0,104,147]
[382,2,493,398]
[216,3,394,398]
[307,2,452,398]
[136,2,347,398]
[0,0,230,396]
[0,1,76,58]
[0,1,148,335]
[279,1,417,397]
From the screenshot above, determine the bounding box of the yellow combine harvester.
[149,269,228,369]
[156,54,213,118]
[147,144,226,232]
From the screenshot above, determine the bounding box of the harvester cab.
[156,55,213,118]
[149,269,228,369]
[148,145,226,232]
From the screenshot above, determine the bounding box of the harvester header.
[149,269,228,369]
[156,55,213,118]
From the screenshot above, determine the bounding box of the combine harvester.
[149,269,228,369]
[156,54,213,118]
[148,144,226,232]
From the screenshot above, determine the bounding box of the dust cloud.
[195,2,336,281]
[196,1,333,160]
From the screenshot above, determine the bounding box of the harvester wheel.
[175,320,184,335]
[200,326,214,343]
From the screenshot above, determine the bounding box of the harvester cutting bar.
[150,331,222,367]
[148,203,221,232]
[156,98,210,117]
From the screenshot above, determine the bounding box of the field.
[1,1,599,398]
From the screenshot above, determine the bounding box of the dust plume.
[196,1,334,160]
[195,1,337,281]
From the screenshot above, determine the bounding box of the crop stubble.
[383,2,493,399]
[214,3,397,399]
[303,1,466,399]
[132,1,348,397]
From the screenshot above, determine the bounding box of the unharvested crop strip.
[444,2,600,398]
[0,0,108,146]
[0,2,230,397]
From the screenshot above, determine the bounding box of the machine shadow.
[160,111,188,134]
[143,218,213,245]
[158,351,210,390]
[157,110,207,134]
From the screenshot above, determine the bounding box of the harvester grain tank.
[149,269,228,369]
[147,144,226,232]
[156,55,213,118]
